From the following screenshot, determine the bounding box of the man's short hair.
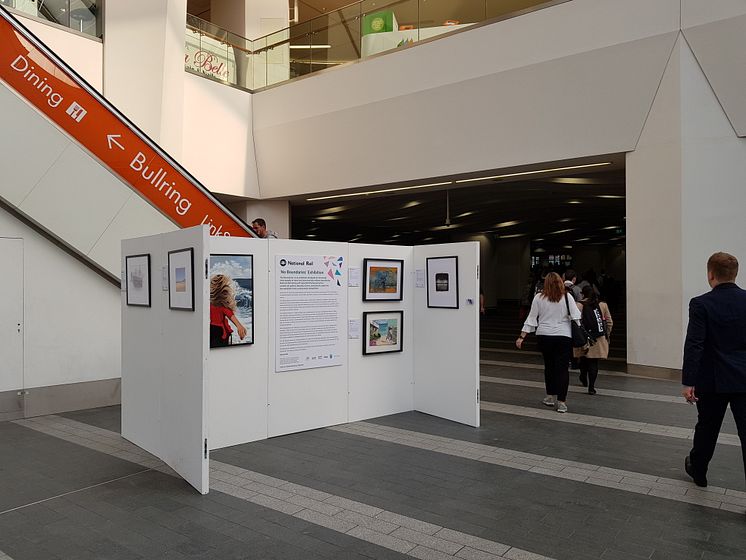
[707,252,739,282]
[252,218,266,228]
[563,269,577,282]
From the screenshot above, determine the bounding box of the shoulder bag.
[565,294,592,350]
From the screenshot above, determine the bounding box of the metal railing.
[185,0,567,91]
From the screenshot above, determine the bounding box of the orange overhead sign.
[0,10,252,237]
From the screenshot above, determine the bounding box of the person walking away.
[251,217,279,239]
[682,252,746,495]
[516,272,581,413]
[563,269,583,301]
[575,285,613,394]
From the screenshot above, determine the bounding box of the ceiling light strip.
[307,181,453,201]
[455,162,612,184]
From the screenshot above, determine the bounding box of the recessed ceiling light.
[495,220,520,228]
[455,162,613,184]
[598,195,624,199]
[534,248,546,253]
[563,245,573,249]
[306,234,317,238]
[549,177,598,184]
[402,201,421,209]
[567,200,583,205]
[307,181,452,201]
[548,228,575,235]
[320,205,348,214]
[574,237,591,242]
[557,218,573,223]
[533,238,545,242]
[457,211,475,218]
[431,224,459,231]
[386,216,409,221]
[601,226,620,230]
[499,233,526,239]
[316,216,339,221]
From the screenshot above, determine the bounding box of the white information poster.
[416,269,426,288]
[275,255,345,372]
[348,267,361,287]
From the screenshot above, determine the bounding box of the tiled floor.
[1,360,744,560]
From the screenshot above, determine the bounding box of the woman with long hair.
[516,272,581,413]
[575,285,613,394]
[209,274,248,347]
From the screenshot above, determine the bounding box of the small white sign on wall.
[348,267,361,287]
[348,319,361,339]
[415,269,425,288]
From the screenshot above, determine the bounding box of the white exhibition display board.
[121,226,210,494]
[414,243,481,427]
[121,227,479,492]
[268,240,349,437]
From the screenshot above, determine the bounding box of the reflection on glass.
[287,21,312,80]
[6,0,101,37]
[360,0,420,59]
[486,0,551,20]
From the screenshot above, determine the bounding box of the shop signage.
[185,28,237,83]
[0,10,251,237]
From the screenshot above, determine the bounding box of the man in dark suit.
[682,252,746,491]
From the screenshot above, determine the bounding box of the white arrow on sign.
[107,134,125,151]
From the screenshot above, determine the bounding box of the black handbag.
[565,294,591,349]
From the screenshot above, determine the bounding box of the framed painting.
[168,248,195,311]
[208,254,254,348]
[125,254,150,307]
[363,258,403,301]
[426,256,459,309]
[363,310,404,355]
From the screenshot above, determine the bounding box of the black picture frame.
[426,256,459,309]
[168,247,195,311]
[208,254,255,348]
[125,253,151,307]
[362,310,404,355]
[362,258,404,301]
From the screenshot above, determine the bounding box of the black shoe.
[685,455,707,487]
[579,375,587,387]
[588,388,597,395]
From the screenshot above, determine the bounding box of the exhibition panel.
[348,244,414,423]
[121,230,480,491]
[122,226,210,494]
[413,242,480,427]
[208,236,269,450]
[267,240,350,437]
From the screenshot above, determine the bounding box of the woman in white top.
[515,272,581,413]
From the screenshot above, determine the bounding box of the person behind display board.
[209,274,247,347]
[251,217,279,239]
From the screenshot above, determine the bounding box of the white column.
[626,35,746,372]
[228,200,290,239]
[103,0,187,158]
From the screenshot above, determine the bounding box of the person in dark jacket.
[682,252,746,492]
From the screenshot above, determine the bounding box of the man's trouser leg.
[690,392,729,477]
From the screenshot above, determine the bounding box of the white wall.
[0,207,120,389]
[182,73,261,198]
[626,36,746,370]
[103,0,187,156]
[16,16,103,91]
[252,0,679,198]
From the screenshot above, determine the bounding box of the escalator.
[0,6,255,280]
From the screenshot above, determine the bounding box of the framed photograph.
[125,254,151,307]
[168,248,195,311]
[209,254,254,348]
[363,258,404,301]
[426,256,459,309]
[363,311,404,355]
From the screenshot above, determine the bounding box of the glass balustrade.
[1,0,101,38]
[185,0,565,91]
